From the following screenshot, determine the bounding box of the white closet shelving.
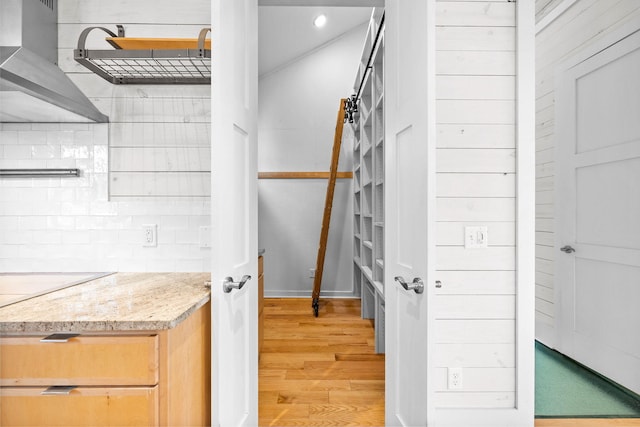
[352,10,384,353]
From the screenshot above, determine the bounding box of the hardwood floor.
[259,298,639,427]
[259,298,384,426]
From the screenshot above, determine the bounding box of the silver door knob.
[223,275,251,293]
[560,245,575,253]
[394,276,424,294]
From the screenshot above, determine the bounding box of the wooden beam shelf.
[258,172,353,180]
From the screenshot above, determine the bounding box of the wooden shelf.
[107,37,212,50]
[258,171,353,179]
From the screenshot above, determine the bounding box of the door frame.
[231,1,536,425]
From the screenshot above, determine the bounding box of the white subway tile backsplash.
[0,131,18,144]
[175,230,199,244]
[0,188,21,201]
[18,131,47,145]
[61,145,90,159]
[89,201,118,216]
[89,230,120,245]
[1,124,31,131]
[159,215,190,230]
[31,144,61,159]
[146,258,176,272]
[117,230,141,245]
[94,146,108,172]
[46,216,76,230]
[18,216,47,230]
[34,230,63,244]
[157,229,176,245]
[0,245,19,258]
[32,124,60,131]
[59,123,89,131]
[47,131,75,145]
[60,202,89,216]
[63,230,92,245]
[3,230,33,244]
[47,188,76,202]
[4,202,60,216]
[18,188,49,202]
[175,259,205,272]
[46,159,77,169]
[4,145,31,159]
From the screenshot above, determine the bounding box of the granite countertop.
[0,272,211,334]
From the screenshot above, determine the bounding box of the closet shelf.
[74,26,211,84]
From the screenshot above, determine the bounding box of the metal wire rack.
[74,26,211,84]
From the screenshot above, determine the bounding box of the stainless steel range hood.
[0,0,108,123]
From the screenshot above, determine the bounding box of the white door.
[384,0,435,425]
[556,29,640,394]
[211,0,259,425]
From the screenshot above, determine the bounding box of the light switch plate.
[465,226,488,248]
[199,226,211,248]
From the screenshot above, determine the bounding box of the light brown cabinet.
[258,254,264,356]
[0,302,210,426]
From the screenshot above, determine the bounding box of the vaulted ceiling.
[258,6,373,76]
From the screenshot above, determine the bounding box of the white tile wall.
[0,123,210,272]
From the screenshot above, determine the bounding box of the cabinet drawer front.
[0,386,158,426]
[0,335,158,386]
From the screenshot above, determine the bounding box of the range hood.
[0,0,108,123]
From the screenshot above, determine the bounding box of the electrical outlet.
[309,268,316,279]
[143,224,157,247]
[448,367,463,390]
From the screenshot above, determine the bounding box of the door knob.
[223,275,251,293]
[560,245,575,253]
[394,276,424,294]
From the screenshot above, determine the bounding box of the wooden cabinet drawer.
[0,386,158,426]
[0,335,158,386]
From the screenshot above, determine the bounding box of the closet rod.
[354,12,385,104]
[0,169,80,178]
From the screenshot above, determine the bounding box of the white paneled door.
[211,0,259,425]
[556,29,640,394]
[384,0,435,425]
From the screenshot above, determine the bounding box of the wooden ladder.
[312,98,347,317]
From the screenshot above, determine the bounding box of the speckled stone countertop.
[0,272,211,334]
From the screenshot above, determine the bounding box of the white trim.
[426,0,437,423]
[436,409,532,427]
[515,0,536,424]
[535,0,578,34]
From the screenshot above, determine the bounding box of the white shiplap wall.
[435,0,517,409]
[58,0,211,199]
[534,0,640,346]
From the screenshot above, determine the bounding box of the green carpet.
[535,341,640,418]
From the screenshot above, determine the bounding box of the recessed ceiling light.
[313,14,327,28]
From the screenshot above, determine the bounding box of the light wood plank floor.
[260,298,383,426]
[259,298,639,427]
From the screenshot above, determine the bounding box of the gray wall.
[258,25,367,297]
